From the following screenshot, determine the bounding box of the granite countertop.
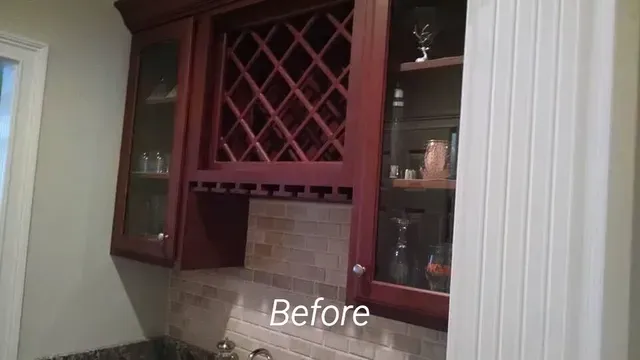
[37,337,215,360]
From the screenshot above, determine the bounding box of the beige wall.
[169,199,447,360]
[0,1,171,359]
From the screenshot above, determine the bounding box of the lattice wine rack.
[190,0,356,200]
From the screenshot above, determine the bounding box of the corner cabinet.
[111,19,194,266]
[347,0,466,330]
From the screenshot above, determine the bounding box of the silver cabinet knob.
[352,264,366,277]
[156,233,168,241]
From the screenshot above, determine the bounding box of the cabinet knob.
[352,264,366,277]
[156,233,168,242]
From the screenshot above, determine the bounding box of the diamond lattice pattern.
[217,2,354,162]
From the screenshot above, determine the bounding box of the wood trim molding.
[0,32,48,360]
[447,0,640,359]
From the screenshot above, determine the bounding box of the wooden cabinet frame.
[111,19,194,266]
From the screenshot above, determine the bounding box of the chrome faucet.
[248,348,273,360]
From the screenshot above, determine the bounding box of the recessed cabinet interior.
[112,0,467,330]
[348,0,466,330]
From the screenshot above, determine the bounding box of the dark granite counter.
[37,337,215,360]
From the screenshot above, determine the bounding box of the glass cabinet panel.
[124,41,179,238]
[373,0,465,293]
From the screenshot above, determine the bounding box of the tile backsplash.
[167,199,447,360]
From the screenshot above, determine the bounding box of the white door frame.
[0,32,48,360]
[448,0,640,359]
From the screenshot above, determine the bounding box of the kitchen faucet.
[248,348,273,360]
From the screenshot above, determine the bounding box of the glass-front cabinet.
[349,0,466,330]
[111,19,193,266]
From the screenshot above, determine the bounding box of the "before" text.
[269,297,370,327]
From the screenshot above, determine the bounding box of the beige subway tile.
[335,352,365,360]
[170,278,202,295]
[329,207,351,224]
[349,338,375,359]
[315,253,340,269]
[248,215,258,228]
[252,327,290,349]
[338,287,347,302]
[179,292,211,309]
[273,218,295,231]
[360,327,392,347]
[229,305,244,319]
[281,323,324,344]
[281,233,306,248]
[263,202,287,217]
[292,278,315,295]
[420,340,446,360]
[250,200,266,215]
[215,288,241,304]
[287,203,309,220]
[273,274,293,290]
[257,217,274,229]
[339,224,351,239]
[225,330,258,351]
[315,283,338,300]
[391,334,421,355]
[311,344,337,360]
[254,270,273,285]
[289,248,315,263]
[306,236,329,251]
[316,223,341,237]
[310,206,332,222]
[265,231,284,245]
[369,316,408,334]
[373,347,407,360]
[294,220,318,234]
[407,324,442,343]
[324,331,349,352]
[271,245,290,260]
[289,263,326,282]
[289,337,312,356]
[216,267,254,281]
[169,288,180,302]
[254,243,273,257]
[325,270,347,287]
[328,240,349,255]
[247,229,265,243]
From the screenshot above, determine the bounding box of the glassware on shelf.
[154,152,166,173]
[421,139,450,180]
[449,129,458,179]
[138,152,150,173]
[424,243,452,292]
[389,83,404,179]
[413,23,434,62]
[146,77,170,103]
[389,214,411,285]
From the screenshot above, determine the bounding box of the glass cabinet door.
[112,19,193,264]
[124,41,178,240]
[373,0,465,294]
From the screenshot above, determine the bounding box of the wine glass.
[424,243,452,292]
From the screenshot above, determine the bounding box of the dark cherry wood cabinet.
[112,0,466,330]
[111,19,195,266]
[347,0,466,330]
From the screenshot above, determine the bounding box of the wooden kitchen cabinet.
[347,0,466,330]
[111,19,195,266]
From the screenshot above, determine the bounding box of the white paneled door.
[0,33,47,360]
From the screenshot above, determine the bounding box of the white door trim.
[447,0,639,359]
[0,32,48,360]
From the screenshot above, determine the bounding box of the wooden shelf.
[391,178,456,190]
[145,97,176,105]
[399,56,464,72]
[131,171,170,180]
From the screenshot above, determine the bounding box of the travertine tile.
[289,337,312,356]
[315,283,338,300]
[292,278,315,295]
[166,200,447,360]
[348,338,375,359]
[272,274,293,290]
